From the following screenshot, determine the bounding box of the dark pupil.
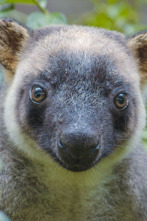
[34,87,43,98]
[117,94,125,104]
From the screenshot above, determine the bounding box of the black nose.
[58,129,100,161]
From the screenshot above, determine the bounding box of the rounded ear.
[0,19,30,74]
[128,31,147,85]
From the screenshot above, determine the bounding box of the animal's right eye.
[114,93,128,110]
[30,86,47,103]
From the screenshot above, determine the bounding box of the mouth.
[47,146,100,172]
[56,157,98,172]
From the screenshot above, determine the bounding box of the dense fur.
[128,31,147,85]
[0,19,147,220]
[0,19,29,75]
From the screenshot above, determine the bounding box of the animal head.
[0,19,147,173]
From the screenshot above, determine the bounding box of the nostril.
[89,139,100,149]
[58,139,66,150]
[95,142,100,150]
[89,141,100,155]
[58,135,100,159]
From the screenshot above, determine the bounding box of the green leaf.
[142,140,147,150]
[38,0,48,9]
[27,12,67,29]
[0,0,48,8]
[0,9,27,23]
[26,12,46,29]
[0,0,35,5]
[49,12,67,24]
[142,130,147,140]
[107,5,120,19]
[0,3,14,12]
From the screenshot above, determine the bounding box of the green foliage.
[0,0,48,14]
[142,130,147,149]
[79,0,146,35]
[27,12,67,29]
[0,0,67,28]
[0,0,146,32]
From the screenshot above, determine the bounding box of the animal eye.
[114,93,128,110]
[30,86,47,103]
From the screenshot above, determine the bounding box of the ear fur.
[0,19,30,74]
[128,31,147,85]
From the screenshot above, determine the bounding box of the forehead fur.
[15,25,139,87]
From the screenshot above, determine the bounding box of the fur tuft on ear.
[128,31,147,85]
[0,19,30,74]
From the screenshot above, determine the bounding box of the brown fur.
[128,31,147,85]
[0,19,29,74]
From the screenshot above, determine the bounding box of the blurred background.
[0,0,147,34]
[0,0,147,147]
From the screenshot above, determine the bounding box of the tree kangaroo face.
[1,20,146,172]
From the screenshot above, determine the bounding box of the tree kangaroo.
[0,19,147,221]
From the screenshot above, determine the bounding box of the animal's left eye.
[114,93,128,110]
[30,86,47,103]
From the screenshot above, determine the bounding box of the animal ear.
[0,19,30,74]
[128,31,147,85]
